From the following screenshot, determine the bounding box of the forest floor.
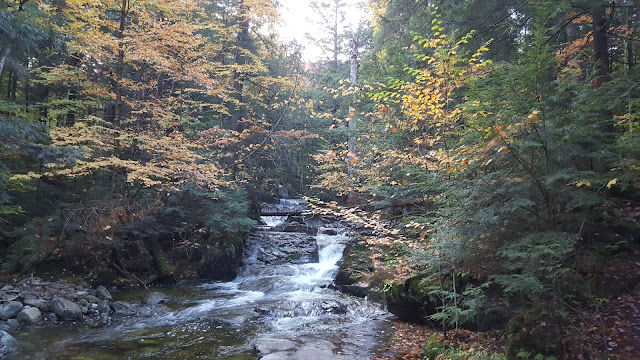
[371,321,504,360]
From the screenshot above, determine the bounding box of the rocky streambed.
[1,199,390,359]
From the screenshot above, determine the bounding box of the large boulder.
[0,330,19,359]
[198,234,244,281]
[0,302,23,321]
[51,296,83,320]
[16,308,42,325]
[253,232,319,265]
[385,274,439,325]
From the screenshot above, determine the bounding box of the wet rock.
[78,299,89,308]
[43,313,57,323]
[0,330,19,359]
[144,292,169,306]
[198,235,244,281]
[86,295,100,304]
[253,307,270,315]
[19,277,43,286]
[22,298,47,310]
[51,296,83,320]
[252,232,319,265]
[76,290,89,298]
[254,337,297,354]
[0,302,24,321]
[320,300,348,315]
[96,286,113,301]
[16,308,41,325]
[321,228,338,235]
[111,301,137,316]
[96,300,111,315]
[4,319,18,331]
[277,222,318,235]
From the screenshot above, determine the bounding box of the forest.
[1,0,639,359]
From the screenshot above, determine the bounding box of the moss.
[286,252,303,261]
[503,316,554,360]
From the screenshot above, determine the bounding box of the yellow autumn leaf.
[575,180,591,187]
[606,178,618,189]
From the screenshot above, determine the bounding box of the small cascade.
[15,198,387,360]
[260,215,288,227]
[279,198,306,206]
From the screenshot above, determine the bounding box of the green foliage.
[422,335,507,360]
[428,281,487,331]
[422,336,445,360]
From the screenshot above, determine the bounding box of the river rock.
[320,228,338,235]
[16,308,41,325]
[96,300,111,315]
[0,302,24,321]
[144,292,169,306]
[43,313,57,323]
[0,330,19,359]
[51,296,83,320]
[320,300,348,315]
[277,222,318,235]
[96,286,113,301]
[86,295,100,304]
[23,298,47,310]
[111,301,137,316]
[252,232,319,265]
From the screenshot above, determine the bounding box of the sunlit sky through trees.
[277,0,369,62]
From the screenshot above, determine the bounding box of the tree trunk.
[592,3,609,77]
[114,0,129,130]
[0,47,10,78]
[11,70,17,100]
[230,1,250,132]
[6,71,12,98]
[626,8,634,70]
[332,0,339,71]
[347,38,358,205]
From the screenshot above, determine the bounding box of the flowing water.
[14,200,388,359]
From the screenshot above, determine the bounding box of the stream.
[14,199,389,359]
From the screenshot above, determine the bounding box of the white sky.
[276,0,369,61]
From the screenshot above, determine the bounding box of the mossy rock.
[384,274,439,325]
[503,316,556,360]
[197,234,244,281]
[335,241,374,286]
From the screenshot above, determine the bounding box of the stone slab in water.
[255,337,297,354]
[256,337,365,360]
